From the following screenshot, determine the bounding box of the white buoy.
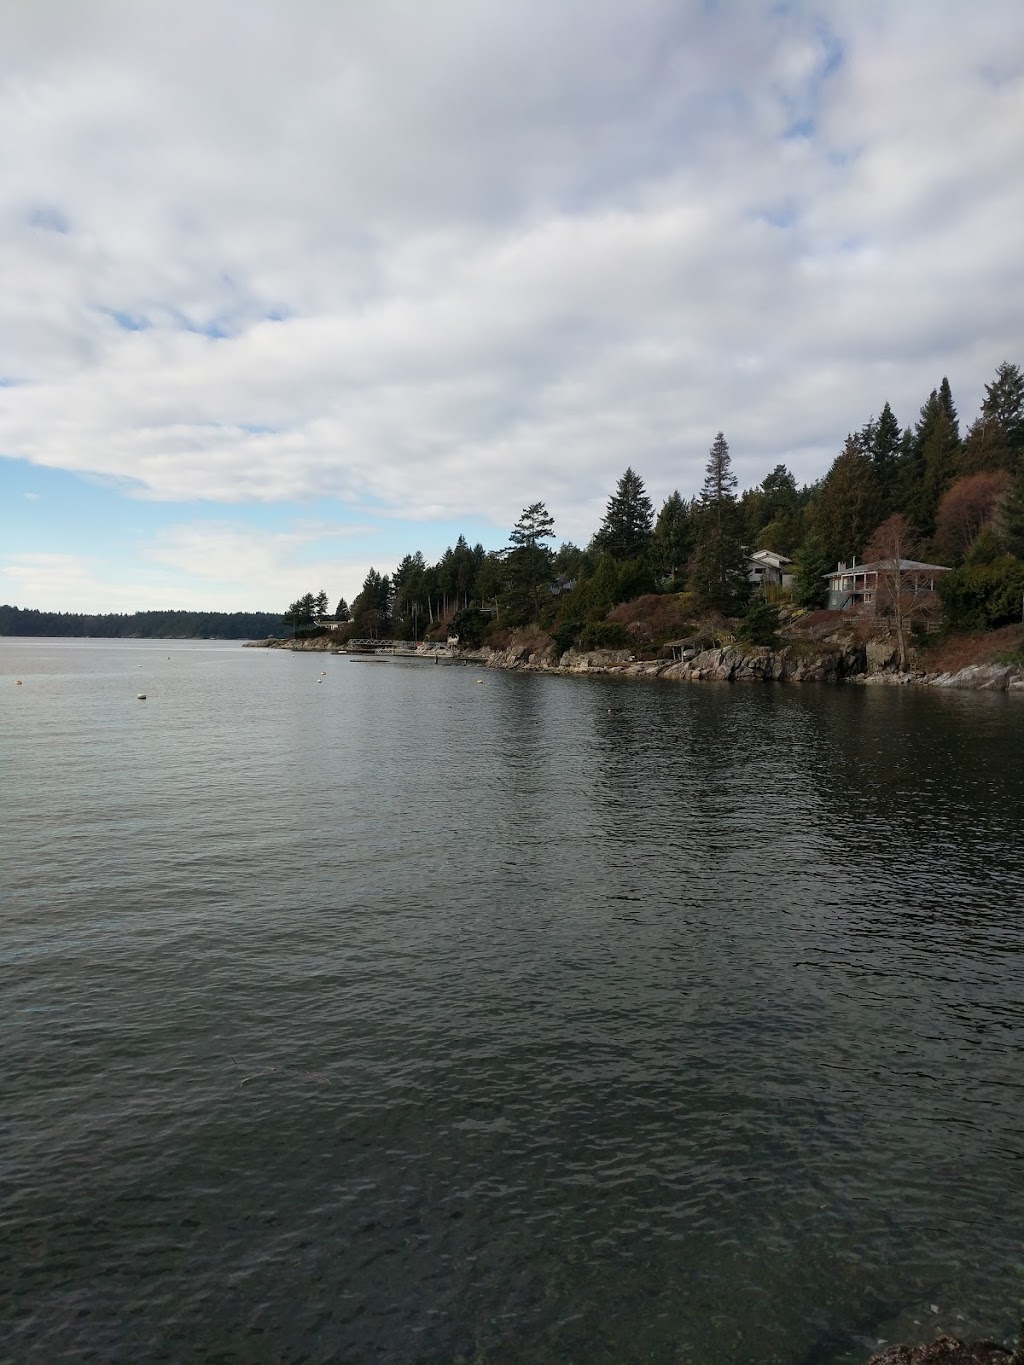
[137,693,147,700]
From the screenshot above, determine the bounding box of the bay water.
[2,638,1023,1364]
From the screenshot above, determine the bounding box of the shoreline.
[246,635,1024,692]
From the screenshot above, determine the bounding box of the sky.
[1,1,1022,614]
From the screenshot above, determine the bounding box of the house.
[747,549,794,590]
[315,615,348,631]
[825,559,951,611]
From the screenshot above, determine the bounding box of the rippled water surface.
[2,638,1023,1364]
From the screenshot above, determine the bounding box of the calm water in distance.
[2,637,1023,1364]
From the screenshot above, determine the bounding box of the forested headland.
[288,360,1024,669]
[0,606,286,639]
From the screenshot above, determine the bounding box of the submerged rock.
[867,1333,1013,1363]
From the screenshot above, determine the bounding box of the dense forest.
[0,606,287,639]
[289,360,1024,653]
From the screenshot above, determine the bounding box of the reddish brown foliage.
[934,471,1011,560]
[606,594,694,643]
[922,624,1024,674]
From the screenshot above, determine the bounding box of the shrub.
[938,555,1024,631]
[737,597,781,646]
[578,621,630,651]
[450,607,490,649]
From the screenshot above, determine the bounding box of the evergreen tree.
[1000,468,1024,559]
[738,595,780,646]
[961,362,1024,475]
[283,592,318,633]
[391,552,427,636]
[792,532,829,609]
[739,464,804,555]
[505,502,555,622]
[811,436,884,566]
[861,401,902,514]
[509,502,555,551]
[652,491,694,586]
[592,467,654,561]
[958,416,1012,477]
[351,568,392,638]
[690,433,749,614]
[334,598,350,621]
[938,376,959,440]
[314,589,329,617]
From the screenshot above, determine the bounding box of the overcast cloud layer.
[1,0,1023,611]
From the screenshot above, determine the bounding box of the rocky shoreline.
[246,634,1024,692]
[478,639,1024,692]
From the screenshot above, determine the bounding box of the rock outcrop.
[245,635,338,651]
[927,664,1024,691]
[660,641,865,683]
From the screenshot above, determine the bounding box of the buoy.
[476,678,483,684]
[137,693,147,700]
[15,679,23,685]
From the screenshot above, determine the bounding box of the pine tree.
[592,468,654,561]
[690,433,749,614]
[505,502,556,622]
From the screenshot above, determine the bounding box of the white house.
[747,549,794,590]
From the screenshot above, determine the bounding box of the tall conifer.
[690,433,749,614]
[593,468,654,561]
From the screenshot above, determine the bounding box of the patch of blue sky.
[817,21,844,81]
[782,116,814,141]
[166,307,235,340]
[29,205,70,233]
[0,461,191,554]
[752,201,799,230]
[104,308,151,332]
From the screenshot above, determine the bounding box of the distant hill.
[0,605,287,639]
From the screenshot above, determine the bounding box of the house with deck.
[825,559,951,611]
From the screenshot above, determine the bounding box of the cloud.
[0,522,369,613]
[0,0,1022,557]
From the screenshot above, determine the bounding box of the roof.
[825,559,951,580]
[748,549,793,566]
